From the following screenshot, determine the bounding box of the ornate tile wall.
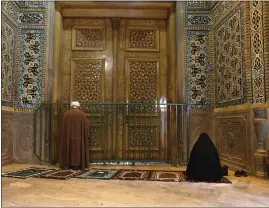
[186,14,212,26]
[1,1,49,166]
[17,30,45,108]
[250,1,265,103]
[184,1,212,109]
[2,1,46,26]
[186,31,210,109]
[15,1,45,8]
[214,5,246,107]
[1,15,17,107]
[1,1,47,108]
[186,1,215,10]
[1,1,19,22]
[18,13,44,25]
[186,1,204,10]
[212,2,240,26]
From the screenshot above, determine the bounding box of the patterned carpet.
[181,172,232,184]
[114,170,150,180]
[35,169,83,180]
[75,169,119,180]
[1,167,232,183]
[1,167,56,179]
[148,170,186,182]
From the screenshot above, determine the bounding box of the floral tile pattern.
[17,30,44,108]
[2,1,47,109]
[186,1,204,10]
[15,1,45,8]
[18,13,44,25]
[2,1,19,22]
[212,2,239,26]
[186,1,216,10]
[250,1,265,103]
[214,6,245,107]
[1,15,16,107]
[187,31,210,109]
[187,15,212,26]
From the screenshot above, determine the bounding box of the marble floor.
[2,164,269,207]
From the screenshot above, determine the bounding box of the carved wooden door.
[62,18,113,103]
[115,19,168,162]
[62,18,113,161]
[62,18,168,162]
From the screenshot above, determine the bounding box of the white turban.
[71,101,80,107]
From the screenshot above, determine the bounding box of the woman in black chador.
[186,133,222,182]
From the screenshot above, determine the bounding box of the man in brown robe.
[59,101,89,170]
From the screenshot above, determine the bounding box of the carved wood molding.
[58,2,174,10]
[58,2,174,19]
[63,9,168,19]
[112,18,120,30]
[71,26,106,51]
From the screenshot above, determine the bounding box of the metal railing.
[34,103,192,166]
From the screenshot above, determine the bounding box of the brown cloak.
[59,108,89,169]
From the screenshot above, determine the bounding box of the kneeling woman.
[186,133,222,182]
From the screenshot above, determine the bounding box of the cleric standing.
[59,101,89,170]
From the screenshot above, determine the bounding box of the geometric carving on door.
[126,124,159,150]
[126,59,159,103]
[126,27,159,51]
[71,59,104,103]
[89,124,103,151]
[72,26,105,50]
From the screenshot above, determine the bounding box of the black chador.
[186,133,222,182]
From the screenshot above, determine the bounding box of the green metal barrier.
[34,103,193,166]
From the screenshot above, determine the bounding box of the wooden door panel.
[117,19,168,161]
[62,19,113,161]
